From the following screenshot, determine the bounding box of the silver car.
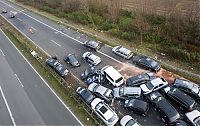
[84,40,100,51]
[140,77,168,95]
[88,83,113,101]
[82,52,101,65]
[113,87,141,99]
[112,45,133,59]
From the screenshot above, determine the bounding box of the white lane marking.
[1,1,124,65]
[0,49,5,56]
[30,26,37,31]
[50,40,61,47]
[0,86,16,126]
[16,17,22,22]
[0,11,51,57]
[0,29,84,126]
[14,74,24,87]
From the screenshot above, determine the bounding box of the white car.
[91,98,119,126]
[185,110,200,126]
[88,83,113,101]
[140,77,168,95]
[112,45,133,59]
[101,65,124,87]
[120,115,141,126]
[82,52,101,65]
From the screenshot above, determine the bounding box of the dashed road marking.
[14,74,24,87]
[50,40,62,47]
[0,86,16,126]
[0,49,5,56]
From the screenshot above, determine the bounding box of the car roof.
[88,53,100,61]
[77,87,94,102]
[125,99,147,110]
[186,110,200,122]
[87,40,99,46]
[91,98,102,108]
[150,78,166,86]
[156,97,180,122]
[168,87,195,105]
[128,74,149,82]
[118,47,132,55]
[103,66,123,80]
[123,87,141,94]
[88,83,107,94]
[174,79,199,90]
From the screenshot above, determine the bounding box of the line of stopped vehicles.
[45,39,200,126]
[2,8,200,126]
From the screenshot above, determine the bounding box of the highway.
[0,0,167,125]
[0,0,165,125]
[0,29,82,125]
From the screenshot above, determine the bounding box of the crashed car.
[81,66,97,80]
[126,72,155,86]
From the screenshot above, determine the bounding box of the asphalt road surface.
[2,0,200,125]
[0,28,82,125]
[0,0,165,125]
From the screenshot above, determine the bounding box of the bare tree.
[133,13,150,44]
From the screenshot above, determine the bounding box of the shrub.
[119,17,133,31]
[121,32,136,41]
[67,12,91,25]
[100,21,116,31]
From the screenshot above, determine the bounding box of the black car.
[148,92,180,125]
[124,98,149,116]
[46,57,61,69]
[173,79,200,101]
[126,72,155,86]
[81,66,97,80]
[76,86,95,104]
[175,120,189,126]
[63,53,80,67]
[84,40,100,51]
[9,11,15,18]
[163,86,197,111]
[55,64,69,77]
[133,55,161,72]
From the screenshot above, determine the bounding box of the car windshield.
[108,115,116,123]
[84,67,95,75]
[126,119,137,126]
[150,61,157,67]
[116,77,123,83]
[69,55,76,62]
[191,84,199,94]
[119,87,124,96]
[194,117,200,126]
[146,83,154,90]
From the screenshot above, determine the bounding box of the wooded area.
[16,0,200,64]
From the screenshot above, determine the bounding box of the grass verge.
[0,15,101,126]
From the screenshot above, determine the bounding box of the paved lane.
[0,29,82,125]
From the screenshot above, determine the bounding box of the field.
[120,0,200,19]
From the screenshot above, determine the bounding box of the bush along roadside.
[0,15,105,126]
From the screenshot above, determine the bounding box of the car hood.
[113,88,120,98]
[140,84,150,94]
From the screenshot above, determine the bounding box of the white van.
[101,65,124,87]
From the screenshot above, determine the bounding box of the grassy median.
[0,15,102,126]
